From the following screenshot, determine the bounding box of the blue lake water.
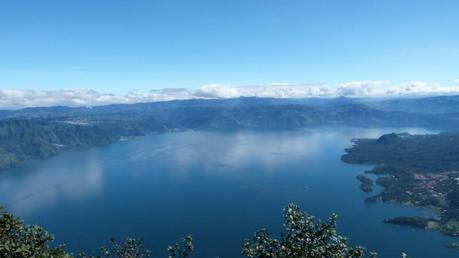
[0,127,457,257]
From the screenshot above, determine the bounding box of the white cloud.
[1,80,459,109]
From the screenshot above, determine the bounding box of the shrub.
[241,203,377,258]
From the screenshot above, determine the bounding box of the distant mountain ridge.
[364,95,459,114]
[1,95,459,171]
[2,94,459,117]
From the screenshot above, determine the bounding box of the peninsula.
[342,132,459,239]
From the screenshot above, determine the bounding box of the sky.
[0,0,459,107]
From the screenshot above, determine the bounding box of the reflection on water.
[0,127,455,258]
[0,152,104,214]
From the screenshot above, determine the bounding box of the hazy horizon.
[2,80,459,109]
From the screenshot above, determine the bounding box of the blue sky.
[1,0,458,94]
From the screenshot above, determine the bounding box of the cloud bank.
[1,81,459,109]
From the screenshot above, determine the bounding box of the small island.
[356,175,374,193]
[384,216,441,230]
[342,132,459,238]
[446,242,459,251]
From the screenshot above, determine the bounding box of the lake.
[0,127,456,257]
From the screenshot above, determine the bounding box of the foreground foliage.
[0,208,70,257]
[0,207,192,258]
[242,203,378,258]
[1,204,410,257]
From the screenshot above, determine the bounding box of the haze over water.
[0,127,455,258]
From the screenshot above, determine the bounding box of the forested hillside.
[1,97,459,171]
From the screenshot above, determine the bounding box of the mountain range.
[1,95,459,170]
